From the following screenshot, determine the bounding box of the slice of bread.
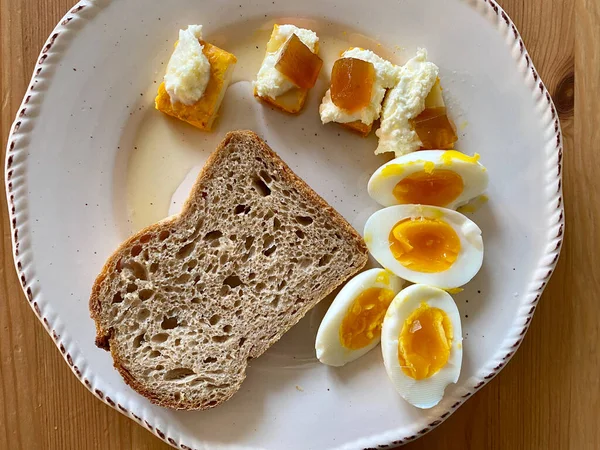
[90,130,368,410]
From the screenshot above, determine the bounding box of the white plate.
[4,0,564,449]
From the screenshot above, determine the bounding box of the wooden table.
[0,0,596,449]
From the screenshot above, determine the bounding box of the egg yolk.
[440,150,480,165]
[393,169,464,207]
[340,287,395,350]
[389,218,460,273]
[398,303,453,380]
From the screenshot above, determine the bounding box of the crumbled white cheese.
[375,49,439,156]
[164,25,211,105]
[319,48,398,125]
[254,25,319,99]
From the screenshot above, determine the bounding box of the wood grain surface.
[0,0,595,449]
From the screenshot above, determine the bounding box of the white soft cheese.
[164,25,211,105]
[319,48,398,125]
[254,25,319,99]
[375,49,439,156]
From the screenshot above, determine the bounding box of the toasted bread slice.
[90,131,368,410]
[341,120,373,137]
[155,41,237,131]
[254,25,320,114]
[254,86,308,114]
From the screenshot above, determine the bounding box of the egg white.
[381,284,463,409]
[368,150,489,209]
[364,205,483,289]
[315,268,404,366]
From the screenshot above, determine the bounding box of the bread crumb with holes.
[89,131,367,410]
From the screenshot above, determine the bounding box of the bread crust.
[89,130,368,409]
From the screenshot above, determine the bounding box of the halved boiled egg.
[381,284,462,409]
[364,205,483,289]
[368,150,488,209]
[316,268,404,366]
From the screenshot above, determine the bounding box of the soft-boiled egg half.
[381,284,462,408]
[316,268,404,366]
[364,205,483,288]
[368,150,488,209]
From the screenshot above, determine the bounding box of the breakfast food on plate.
[320,48,398,136]
[89,131,368,410]
[381,284,462,409]
[315,268,404,366]
[254,24,322,113]
[130,24,482,410]
[368,150,488,208]
[155,25,237,131]
[376,49,449,156]
[364,205,483,289]
[411,79,458,150]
